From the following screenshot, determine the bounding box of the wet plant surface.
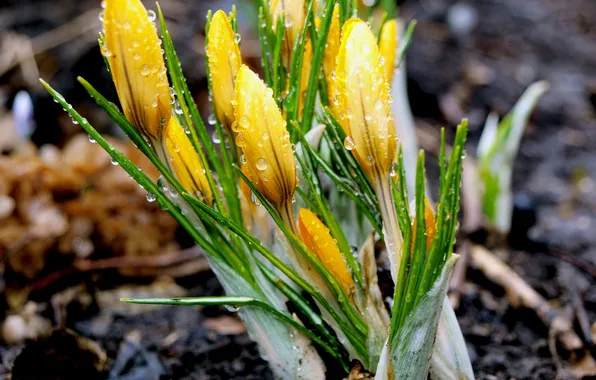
[1,0,595,378]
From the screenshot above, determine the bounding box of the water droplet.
[100,0,106,9]
[146,192,156,202]
[133,52,141,60]
[100,44,111,57]
[140,64,151,76]
[364,114,372,121]
[208,113,216,125]
[98,10,104,22]
[172,143,180,153]
[240,154,247,164]
[110,157,119,166]
[234,33,241,43]
[147,10,156,22]
[225,305,240,312]
[250,191,261,206]
[88,135,96,143]
[390,166,397,177]
[256,158,268,171]
[290,144,296,153]
[212,131,221,144]
[344,136,355,150]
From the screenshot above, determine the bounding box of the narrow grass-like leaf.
[122,295,342,364]
[301,0,337,132]
[396,19,417,67]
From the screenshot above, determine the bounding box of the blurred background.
[1,0,595,378]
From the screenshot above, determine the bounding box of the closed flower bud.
[379,19,398,84]
[298,209,353,291]
[336,19,397,178]
[164,117,213,205]
[233,65,297,206]
[103,0,170,139]
[270,0,306,69]
[207,10,242,129]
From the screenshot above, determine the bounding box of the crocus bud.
[298,209,353,291]
[206,10,242,129]
[103,0,170,139]
[379,19,398,84]
[336,19,397,178]
[233,65,297,206]
[270,0,306,69]
[164,117,213,205]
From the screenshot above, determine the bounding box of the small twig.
[569,281,593,346]
[470,244,583,352]
[31,247,208,291]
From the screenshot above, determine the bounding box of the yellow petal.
[322,5,340,78]
[379,19,398,84]
[164,117,213,205]
[298,38,313,118]
[297,208,353,291]
[233,65,297,206]
[104,0,170,139]
[207,10,242,130]
[323,5,341,117]
[336,19,397,178]
[270,0,306,69]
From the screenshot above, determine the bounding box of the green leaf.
[389,255,459,380]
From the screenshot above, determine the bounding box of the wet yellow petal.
[336,19,397,178]
[323,5,341,118]
[270,0,306,69]
[298,209,353,291]
[233,65,297,206]
[104,0,170,138]
[298,39,313,118]
[207,10,242,130]
[164,117,213,205]
[379,19,398,84]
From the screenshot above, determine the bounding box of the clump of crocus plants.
[41,0,474,378]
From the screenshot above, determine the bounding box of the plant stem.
[374,174,404,283]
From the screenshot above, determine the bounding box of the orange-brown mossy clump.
[0,135,179,309]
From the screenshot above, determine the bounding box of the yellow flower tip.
[164,117,213,205]
[207,10,242,129]
[270,0,306,69]
[379,19,398,84]
[297,209,354,291]
[336,19,397,179]
[233,65,297,206]
[104,0,170,139]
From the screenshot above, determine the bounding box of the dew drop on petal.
[140,64,151,76]
[256,158,268,171]
[147,10,156,22]
[208,113,216,125]
[344,136,355,151]
[234,33,242,43]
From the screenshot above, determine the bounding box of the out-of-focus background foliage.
[1,0,595,378]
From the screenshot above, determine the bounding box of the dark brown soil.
[1,0,595,379]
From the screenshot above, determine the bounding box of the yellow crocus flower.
[103,0,170,139]
[270,0,306,69]
[298,209,354,292]
[164,117,213,205]
[379,19,398,84]
[336,19,397,179]
[233,65,297,206]
[206,10,242,130]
